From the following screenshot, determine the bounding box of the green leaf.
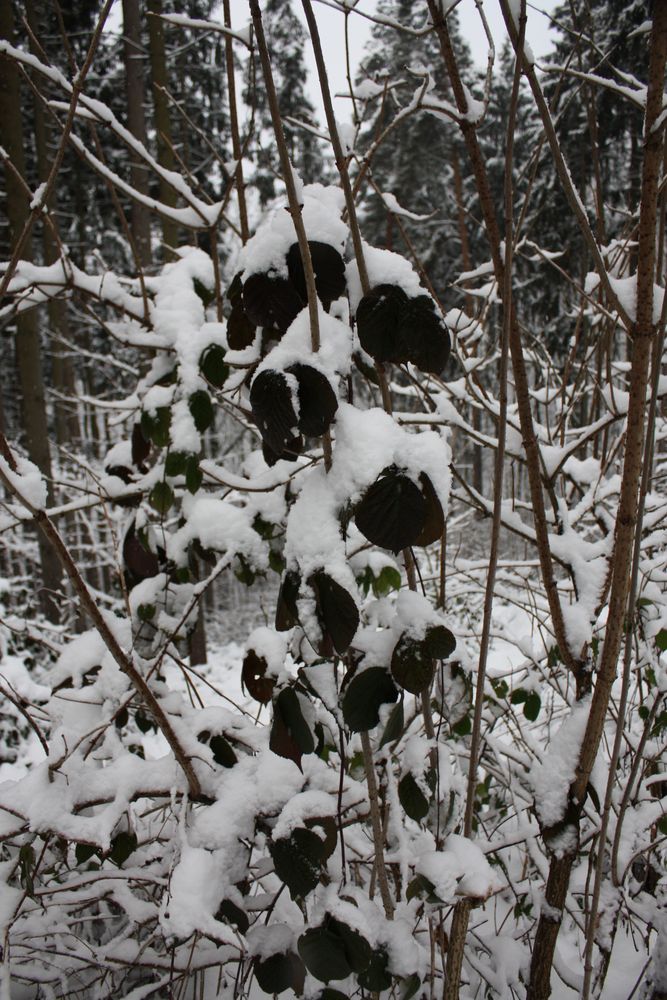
[298,925,351,983]
[193,277,215,307]
[75,843,99,865]
[358,948,392,992]
[316,991,349,1000]
[199,344,229,388]
[374,564,402,597]
[401,972,422,1000]
[491,678,509,699]
[511,688,528,705]
[165,450,188,477]
[523,691,541,722]
[398,772,430,822]
[185,455,203,494]
[341,666,399,733]
[188,390,214,433]
[141,407,171,448]
[379,698,404,748]
[234,554,256,587]
[406,873,441,904]
[424,625,457,659]
[656,629,667,651]
[109,831,138,867]
[269,549,286,575]
[453,714,471,736]
[254,951,305,996]
[137,603,156,623]
[149,481,174,515]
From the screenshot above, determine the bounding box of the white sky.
[226,0,561,123]
[106,0,561,124]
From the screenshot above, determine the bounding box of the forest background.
[0,1,665,999]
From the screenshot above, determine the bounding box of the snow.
[380,191,433,221]
[161,844,238,945]
[416,835,501,903]
[168,495,266,568]
[0,454,47,510]
[346,243,425,311]
[331,403,451,515]
[255,303,353,382]
[530,701,590,836]
[240,184,347,280]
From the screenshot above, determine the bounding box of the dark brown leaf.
[309,572,359,655]
[243,272,304,332]
[242,649,275,704]
[250,370,299,456]
[356,283,407,364]
[287,364,338,438]
[354,466,426,553]
[415,473,444,546]
[287,241,346,307]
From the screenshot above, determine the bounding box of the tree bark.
[25,0,79,449]
[0,0,62,621]
[146,0,178,254]
[122,0,153,268]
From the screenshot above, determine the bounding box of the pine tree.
[522,0,649,349]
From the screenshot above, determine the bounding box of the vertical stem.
[222,0,249,244]
[526,5,667,997]
[360,730,394,919]
[300,0,369,294]
[443,3,522,992]
[249,0,320,355]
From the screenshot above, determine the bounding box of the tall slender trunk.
[0,0,62,621]
[122,0,153,269]
[146,0,178,254]
[25,0,79,449]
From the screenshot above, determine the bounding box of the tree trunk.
[25,0,79,450]
[122,0,153,268]
[146,0,178,254]
[0,0,62,622]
